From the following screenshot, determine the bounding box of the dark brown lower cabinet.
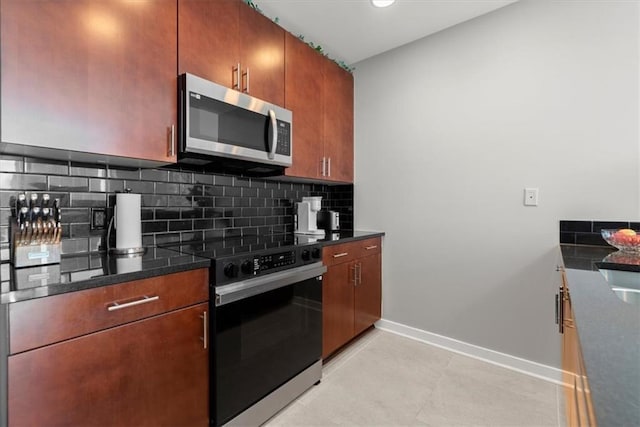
[8,303,209,427]
[322,238,382,359]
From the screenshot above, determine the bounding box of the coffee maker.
[295,196,325,236]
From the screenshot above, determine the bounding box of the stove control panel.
[215,244,323,285]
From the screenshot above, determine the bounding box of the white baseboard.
[375,318,564,385]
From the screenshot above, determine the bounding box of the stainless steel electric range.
[161,234,326,426]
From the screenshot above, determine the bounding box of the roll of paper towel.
[115,192,142,251]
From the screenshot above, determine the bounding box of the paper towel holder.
[106,189,146,256]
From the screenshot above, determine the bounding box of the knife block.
[10,221,61,268]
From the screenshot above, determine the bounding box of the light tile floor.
[265,329,564,427]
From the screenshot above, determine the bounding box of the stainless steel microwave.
[178,73,292,174]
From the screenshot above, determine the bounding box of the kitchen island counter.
[560,244,640,426]
[0,248,211,305]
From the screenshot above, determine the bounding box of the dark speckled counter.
[0,247,211,305]
[560,244,640,426]
[309,230,385,246]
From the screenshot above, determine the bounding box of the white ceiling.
[258,0,518,66]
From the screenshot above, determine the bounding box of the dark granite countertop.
[560,244,640,426]
[0,248,211,305]
[311,230,385,246]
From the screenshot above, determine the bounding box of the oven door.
[214,262,325,426]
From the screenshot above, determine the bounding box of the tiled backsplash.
[560,220,640,246]
[0,155,353,259]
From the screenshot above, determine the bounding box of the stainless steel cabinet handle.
[327,157,331,177]
[333,252,348,258]
[365,245,378,250]
[558,287,564,334]
[351,264,358,286]
[233,63,240,89]
[169,125,175,157]
[321,157,326,177]
[200,311,208,349]
[242,68,250,93]
[107,295,159,312]
[268,110,277,160]
[357,263,362,285]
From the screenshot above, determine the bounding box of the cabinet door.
[178,0,240,88]
[8,303,209,427]
[323,60,354,183]
[284,32,324,179]
[354,253,382,336]
[1,0,177,163]
[239,2,285,106]
[323,262,355,358]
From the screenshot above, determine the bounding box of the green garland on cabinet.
[244,0,355,73]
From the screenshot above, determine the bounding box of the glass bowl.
[601,229,640,253]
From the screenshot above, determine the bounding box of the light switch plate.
[524,188,539,206]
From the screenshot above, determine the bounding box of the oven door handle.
[215,262,327,306]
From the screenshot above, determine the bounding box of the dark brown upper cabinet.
[0,0,178,166]
[178,0,285,106]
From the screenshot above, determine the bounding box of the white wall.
[354,0,640,368]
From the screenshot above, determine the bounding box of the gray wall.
[353,0,640,368]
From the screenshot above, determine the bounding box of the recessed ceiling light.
[371,0,395,8]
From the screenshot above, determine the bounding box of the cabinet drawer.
[9,268,208,354]
[323,237,382,267]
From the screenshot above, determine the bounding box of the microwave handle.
[268,109,277,160]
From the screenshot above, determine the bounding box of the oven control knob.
[224,262,239,278]
[301,250,310,261]
[311,248,321,259]
[241,260,253,274]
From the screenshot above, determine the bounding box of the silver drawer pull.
[365,245,378,250]
[333,252,349,258]
[107,295,159,312]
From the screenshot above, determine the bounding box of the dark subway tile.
[273,189,287,198]
[124,180,154,194]
[265,216,279,226]
[182,208,204,219]
[142,221,167,233]
[168,170,192,183]
[560,232,575,244]
[215,197,233,207]
[203,208,224,218]
[141,169,169,182]
[181,231,203,242]
[70,192,106,208]
[250,217,266,226]
[265,181,279,190]
[0,173,48,191]
[141,209,154,221]
[70,162,107,178]
[242,187,258,198]
[49,176,89,192]
[194,173,213,185]
[62,208,90,224]
[142,195,167,207]
[25,157,68,175]
[0,208,11,226]
[593,221,629,233]
[156,208,181,220]
[225,186,242,197]
[194,219,214,230]
[89,236,103,252]
[169,220,193,231]
[0,155,24,173]
[70,223,90,238]
[181,183,203,196]
[233,176,251,187]
[214,218,232,229]
[168,195,193,207]
[0,226,8,244]
[193,196,214,207]
[107,167,140,180]
[631,222,640,231]
[228,208,242,217]
[204,229,224,240]
[251,197,266,208]
[155,233,181,245]
[258,188,272,198]
[259,207,273,216]
[235,197,250,207]
[203,185,224,197]
[214,175,233,186]
[560,221,592,233]
[225,228,242,238]
[88,178,124,193]
[156,182,180,195]
[142,235,155,247]
[242,207,258,217]
[575,232,607,247]
[233,218,250,227]
[61,238,89,255]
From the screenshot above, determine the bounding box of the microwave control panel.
[276,120,291,155]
